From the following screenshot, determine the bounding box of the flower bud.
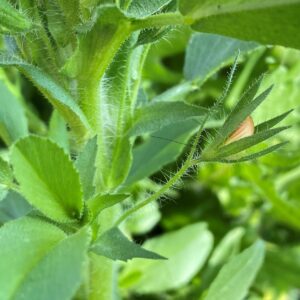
[225,116,254,145]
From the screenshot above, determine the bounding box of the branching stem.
[114,114,208,226]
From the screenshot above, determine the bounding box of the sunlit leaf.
[11,136,83,223]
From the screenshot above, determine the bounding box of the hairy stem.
[114,115,208,226]
[78,23,132,130]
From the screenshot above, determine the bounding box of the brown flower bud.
[225,116,254,145]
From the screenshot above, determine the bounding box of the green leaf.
[49,110,69,152]
[0,186,7,202]
[75,137,97,200]
[66,9,125,77]
[208,228,245,268]
[136,27,171,46]
[0,0,33,34]
[88,194,129,219]
[152,81,198,103]
[205,240,265,300]
[203,77,273,160]
[0,217,90,300]
[91,227,165,262]
[213,78,270,147]
[95,38,149,192]
[184,33,258,81]
[0,156,13,187]
[0,191,32,224]
[0,217,65,298]
[215,127,289,159]
[0,54,91,140]
[255,109,293,133]
[0,51,28,66]
[179,0,300,50]
[95,37,136,191]
[57,0,81,29]
[120,223,213,293]
[88,253,119,300]
[120,0,172,18]
[95,4,127,25]
[15,228,90,300]
[11,136,83,223]
[252,59,300,127]
[202,228,245,288]
[219,142,288,163]
[0,79,28,145]
[125,119,199,185]
[21,65,91,140]
[129,101,207,137]
[43,0,76,47]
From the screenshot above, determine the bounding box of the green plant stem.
[129,45,150,116]
[115,115,208,226]
[106,45,151,189]
[131,12,187,31]
[116,159,191,225]
[78,23,132,130]
[226,48,265,106]
[89,206,121,300]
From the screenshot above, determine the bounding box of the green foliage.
[11,136,83,223]
[179,0,300,50]
[0,217,66,299]
[184,33,258,81]
[205,241,265,300]
[94,36,144,192]
[88,193,129,219]
[0,55,91,140]
[129,101,207,136]
[135,27,171,46]
[120,223,213,293]
[20,65,91,140]
[0,1,299,299]
[0,156,13,187]
[0,217,90,300]
[75,137,97,200]
[0,0,34,34]
[258,245,300,291]
[0,77,28,145]
[201,77,290,162]
[49,110,69,152]
[91,227,165,261]
[126,120,199,185]
[17,228,90,300]
[119,0,172,17]
[0,191,31,224]
[244,164,300,230]
[204,228,245,282]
